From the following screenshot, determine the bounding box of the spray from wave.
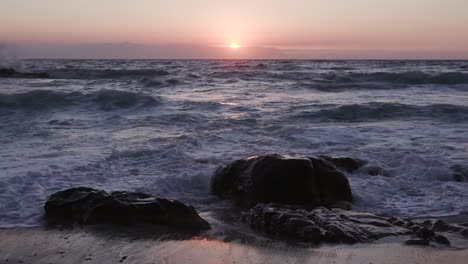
[0,43,23,71]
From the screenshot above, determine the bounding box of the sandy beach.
[0,226,467,264]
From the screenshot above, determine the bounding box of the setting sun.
[229,42,239,49]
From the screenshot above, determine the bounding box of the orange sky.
[2,0,468,59]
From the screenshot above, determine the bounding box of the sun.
[229,42,239,49]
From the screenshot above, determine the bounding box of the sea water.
[1,60,468,228]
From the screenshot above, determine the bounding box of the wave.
[347,71,468,85]
[47,68,170,80]
[0,89,162,111]
[296,102,468,122]
[209,70,468,88]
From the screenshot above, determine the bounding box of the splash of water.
[0,43,23,71]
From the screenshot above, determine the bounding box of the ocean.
[1,59,468,229]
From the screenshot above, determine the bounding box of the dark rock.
[211,154,353,208]
[432,219,450,231]
[318,155,366,173]
[242,203,411,244]
[416,227,435,240]
[451,165,468,182]
[0,68,16,76]
[462,229,468,238]
[44,187,211,230]
[329,200,353,210]
[388,217,406,227]
[241,204,467,245]
[405,238,430,246]
[359,164,386,176]
[433,234,450,245]
[453,173,466,182]
[0,68,49,78]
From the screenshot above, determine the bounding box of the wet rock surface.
[242,203,468,245]
[317,155,367,173]
[0,68,49,78]
[44,187,211,230]
[211,154,353,208]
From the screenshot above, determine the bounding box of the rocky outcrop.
[211,154,353,208]
[44,187,211,230]
[0,68,49,78]
[242,203,467,245]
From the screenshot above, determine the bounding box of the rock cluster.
[211,154,468,245]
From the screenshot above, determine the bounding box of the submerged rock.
[44,187,211,230]
[451,164,468,182]
[317,155,366,173]
[211,154,353,208]
[0,68,49,78]
[242,203,466,245]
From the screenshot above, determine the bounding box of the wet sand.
[1,227,467,264]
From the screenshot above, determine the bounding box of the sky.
[1,0,468,59]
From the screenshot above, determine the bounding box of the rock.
[451,165,468,182]
[433,234,450,245]
[329,200,353,210]
[415,227,435,240]
[453,173,466,182]
[242,203,411,244]
[432,219,450,231]
[241,204,466,245]
[318,155,366,173]
[358,164,386,176]
[211,154,353,208]
[405,238,430,246]
[0,68,16,76]
[44,187,211,230]
[462,229,468,238]
[0,68,49,78]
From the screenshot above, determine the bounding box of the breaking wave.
[47,68,170,80]
[347,71,468,85]
[296,102,468,122]
[0,89,162,111]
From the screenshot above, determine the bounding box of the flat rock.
[44,187,211,230]
[241,203,468,245]
[211,154,353,208]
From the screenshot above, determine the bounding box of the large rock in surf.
[242,203,467,245]
[0,68,49,78]
[44,187,211,230]
[211,154,353,208]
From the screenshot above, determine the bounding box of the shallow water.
[1,60,468,228]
